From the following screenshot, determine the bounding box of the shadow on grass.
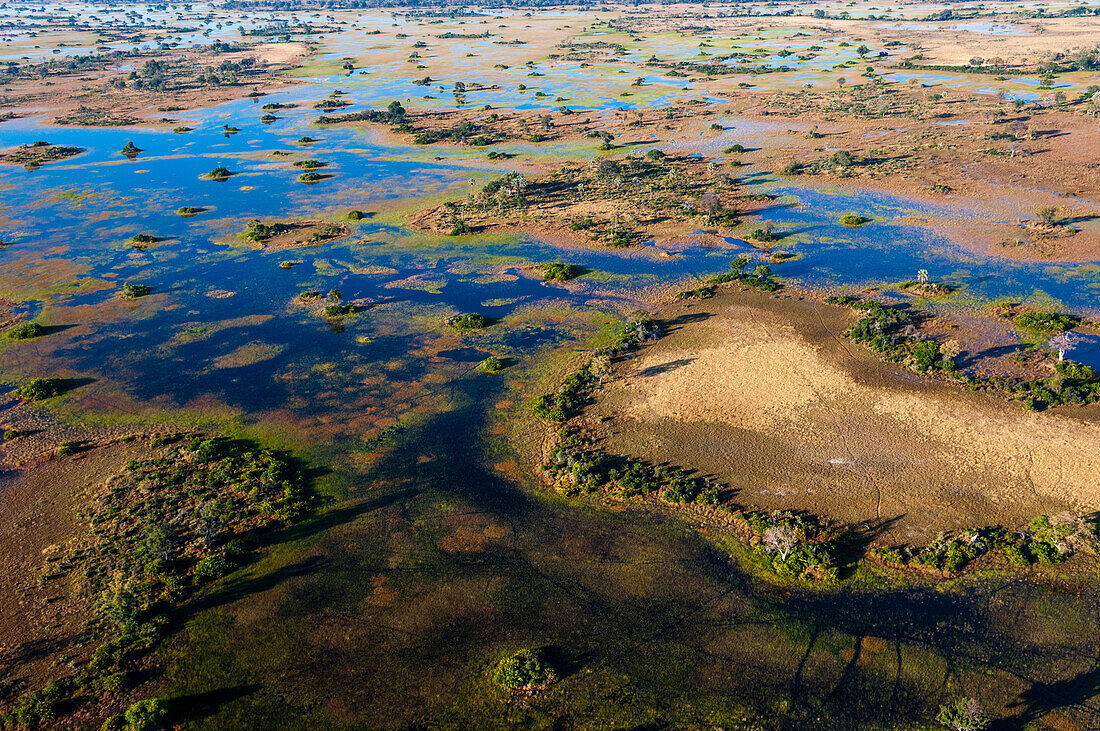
[163,398,1100,729]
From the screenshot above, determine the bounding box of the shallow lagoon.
[1,72,1098,422]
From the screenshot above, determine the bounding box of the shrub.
[1014,311,1078,334]
[1028,540,1061,563]
[193,553,229,582]
[6,321,45,340]
[935,697,988,730]
[446,313,489,330]
[123,698,168,731]
[532,393,568,421]
[537,262,581,281]
[102,713,126,730]
[122,282,152,299]
[17,377,61,400]
[7,683,64,728]
[324,304,354,317]
[840,214,870,227]
[492,649,557,692]
[176,206,205,216]
[205,166,231,180]
[100,671,128,693]
[481,356,504,373]
[298,172,324,183]
[911,340,942,372]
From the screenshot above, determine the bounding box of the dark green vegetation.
[740,510,844,582]
[437,153,739,246]
[315,100,407,127]
[480,355,505,373]
[119,141,142,157]
[14,377,61,401]
[535,262,581,282]
[532,320,657,422]
[177,206,207,217]
[873,515,1083,574]
[1014,310,1079,334]
[297,172,325,183]
[492,649,557,693]
[204,167,232,181]
[445,312,489,330]
[828,297,1100,409]
[706,255,782,292]
[121,283,152,299]
[5,321,44,341]
[130,234,158,246]
[840,214,871,227]
[243,219,292,243]
[783,149,873,177]
[543,424,719,506]
[2,435,312,729]
[1,141,82,170]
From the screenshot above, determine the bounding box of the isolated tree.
[199,499,229,548]
[917,268,930,285]
[935,697,988,731]
[1037,206,1059,225]
[145,525,172,562]
[1049,331,1079,361]
[700,191,721,222]
[764,524,798,561]
[731,254,751,276]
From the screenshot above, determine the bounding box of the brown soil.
[0,437,150,699]
[0,42,313,123]
[587,287,1100,544]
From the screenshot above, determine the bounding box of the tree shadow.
[169,684,264,724]
[636,358,695,377]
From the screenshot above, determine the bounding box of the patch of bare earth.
[590,289,1100,544]
[0,439,150,699]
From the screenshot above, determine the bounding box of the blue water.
[1,28,1098,413]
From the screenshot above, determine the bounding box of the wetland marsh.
[3,1,1100,728]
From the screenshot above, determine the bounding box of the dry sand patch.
[593,291,1100,539]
